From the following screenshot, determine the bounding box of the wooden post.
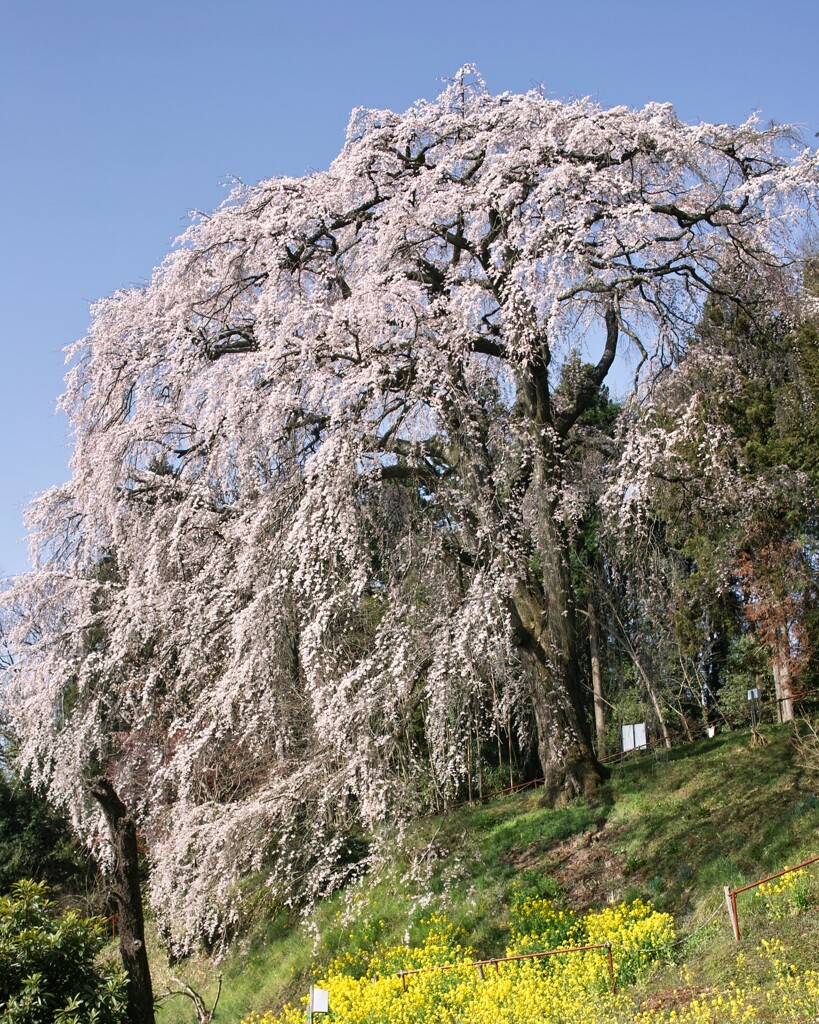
[724,886,740,943]
[606,942,616,993]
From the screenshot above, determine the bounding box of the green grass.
[152,724,819,1023]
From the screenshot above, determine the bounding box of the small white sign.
[621,722,647,752]
[309,986,329,1014]
[747,688,761,701]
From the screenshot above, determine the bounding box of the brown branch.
[554,307,619,436]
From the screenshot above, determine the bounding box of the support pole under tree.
[724,885,740,943]
[588,596,606,758]
[91,778,156,1024]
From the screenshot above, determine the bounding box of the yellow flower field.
[239,897,819,1024]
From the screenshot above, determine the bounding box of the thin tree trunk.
[605,597,673,750]
[588,596,606,758]
[476,721,483,799]
[91,778,156,1024]
[674,691,695,741]
[772,626,794,723]
[631,653,673,749]
[466,727,473,803]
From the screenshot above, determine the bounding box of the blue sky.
[1,0,817,578]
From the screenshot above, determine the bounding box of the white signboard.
[309,987,329,1014]
[621,722,647,752]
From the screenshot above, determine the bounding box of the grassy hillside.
[152,724,819,1023]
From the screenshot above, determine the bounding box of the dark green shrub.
[0,772,91,895]
[0,880,127,1023]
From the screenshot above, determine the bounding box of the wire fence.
[431,704,818,816]
[396,941,617,993]
[390,854,818,997]
[724,854,819,943]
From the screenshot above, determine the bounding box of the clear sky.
[1,0,817,579]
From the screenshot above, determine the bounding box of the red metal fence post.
[725,855,819,943]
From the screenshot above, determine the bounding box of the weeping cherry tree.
[3,67,818,949]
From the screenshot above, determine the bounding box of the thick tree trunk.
[498,355,609,805]
[588,596,607,758]
[91,779,156,1024]
[511,505,606,805]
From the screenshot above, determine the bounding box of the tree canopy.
[3,68,818,950]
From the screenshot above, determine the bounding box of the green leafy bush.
[0,880,126,1024]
